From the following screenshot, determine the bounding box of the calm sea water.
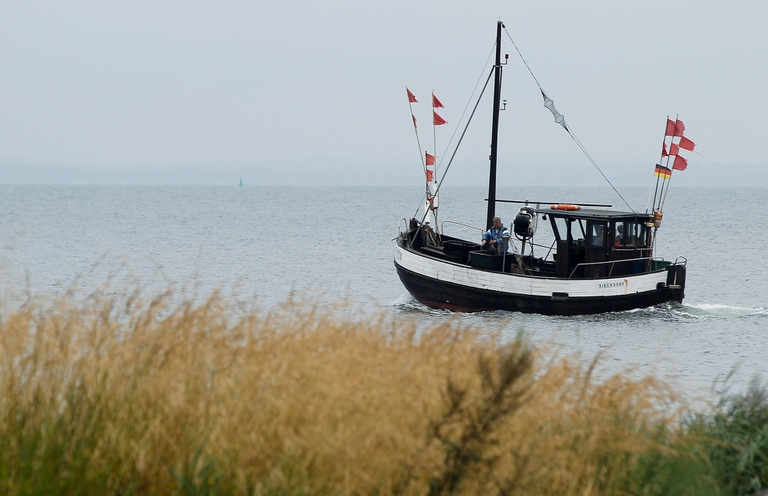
[1,185,766,397]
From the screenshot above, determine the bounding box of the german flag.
[654,164,672,179]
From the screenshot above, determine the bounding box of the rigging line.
[567,124,636,213]
[503,26,635,213]
[437,44,497,170]
[645,180,655,214]
[503,27,544,91]
[419,69,495,227]
[412,45,496,220]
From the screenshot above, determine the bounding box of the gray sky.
[1,1,766,186]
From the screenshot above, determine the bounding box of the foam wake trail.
[679,303,768,318]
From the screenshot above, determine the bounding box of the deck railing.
[440,220,485,238]
[568,256,670,279]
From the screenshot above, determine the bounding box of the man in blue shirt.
[482,216,510,254]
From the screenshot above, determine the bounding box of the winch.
[513,206,536,239]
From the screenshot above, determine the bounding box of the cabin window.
[615,222,648,248]
[552,217,568,242]
[574,220,586,242]
[628,222,648,247]
[551,217,587,245]
[589,223,606,247]
[615,221,626,247]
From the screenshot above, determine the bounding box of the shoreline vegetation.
[0,284,765,495]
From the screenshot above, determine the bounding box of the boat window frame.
[574,219,586,242]
[587,220,607,248]
[613,221,626,248]
[629,221,649,248]
[613,220,650,249]
[550,216,568,243]
[550,216,587,244]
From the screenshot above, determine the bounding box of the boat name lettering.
[598,281,626,289]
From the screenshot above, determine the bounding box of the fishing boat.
[394,21,688,315]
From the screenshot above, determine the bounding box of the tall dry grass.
[0,283,714,495]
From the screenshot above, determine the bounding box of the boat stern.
[665,263,686,303]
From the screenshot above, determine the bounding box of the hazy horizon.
[0,160,762,188]
[2,1,766,185]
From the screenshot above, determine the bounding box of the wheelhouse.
[399,206,665,282]
[547,209,655,278]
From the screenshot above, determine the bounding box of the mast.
[486,21,504,230]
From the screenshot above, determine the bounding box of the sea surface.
[1,184,766,400]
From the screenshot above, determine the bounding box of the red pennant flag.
[665,119,676,136]
[665,118,684,137]
[662,143,669,157]
[672,154,688,171]
[433,111,447,125]
[425,152,435,166]
[432,93,444,108]
[426,169,434,182]
[407,88,418,103]
[676,119,685,136]
[412,114,417,127]
[670,143,680,156]
[679,136,696,151]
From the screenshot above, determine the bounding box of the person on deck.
[482,217,511,254]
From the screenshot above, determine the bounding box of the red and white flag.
[425,152,435,166]
[426,169,434,182]
[665,118,685,137]
[679,136,696,151]
[662,143,669,157]
[673,154,688,171]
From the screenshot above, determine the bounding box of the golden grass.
[0,284,696,495]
